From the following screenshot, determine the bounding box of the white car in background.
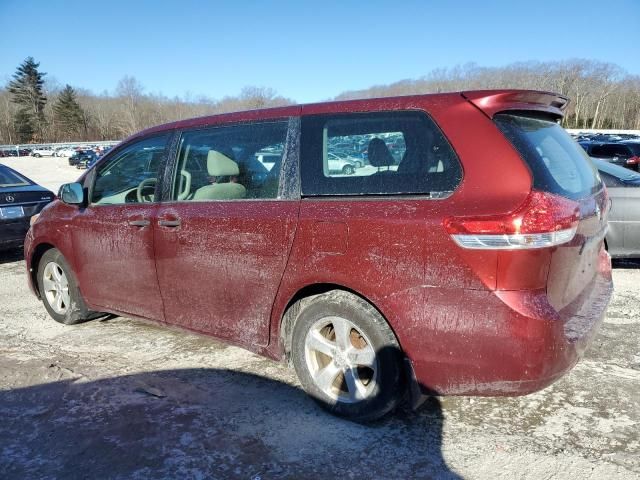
[328,152,358,175]
[55,148,77,157]
[31,148,55,157]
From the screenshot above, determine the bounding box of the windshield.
[495,113,602,200]
[0,165,31,187]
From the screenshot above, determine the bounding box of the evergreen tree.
[8,57,47,140]
[53,85,85,139]
[14,109,34,143]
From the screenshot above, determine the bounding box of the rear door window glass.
[494,114,602,200]
[172,121,288,201]
[301,111,462,196]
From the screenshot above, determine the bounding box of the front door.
[71,134,171,320]
[153,119,299,346]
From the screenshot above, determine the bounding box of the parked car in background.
[579,141,640,171]
[55,147,77,157]
[0,163,55,250]
[327,152,358,174]
[592,158,640,258]
[32,148,55,157]
[68,150,98,166]
[76,153,102,170]
[25,90,612,421]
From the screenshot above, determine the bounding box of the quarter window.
[91,135,169,205]
[301,111,462,196]
[172,121,289,201]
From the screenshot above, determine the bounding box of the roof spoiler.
[461,90,569,119]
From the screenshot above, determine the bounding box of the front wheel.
[33,153,41,158]
[37,248,97,325]
[290,290,404,422]
[342,165,355,175]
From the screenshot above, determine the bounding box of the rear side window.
[301,111,462,197]
[495,114,602,200]
[0,165,30,187]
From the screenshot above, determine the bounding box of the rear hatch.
[494,113,608,311]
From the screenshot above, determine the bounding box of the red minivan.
[25,90,612,421]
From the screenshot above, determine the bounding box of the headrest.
[207,150,239,176]
[368,138,395,167]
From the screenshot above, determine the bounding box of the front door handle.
[128,219,150,227]
[158,219,181,228]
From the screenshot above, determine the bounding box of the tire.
[342,165,355,175]
[33,153,41,158]
[36,248,96,325]
[290,290,404,422]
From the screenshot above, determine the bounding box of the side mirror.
[59,183,84,205]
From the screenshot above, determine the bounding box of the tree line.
[0,57,293,144]
[335,60,640,131]
[1,57,639,145]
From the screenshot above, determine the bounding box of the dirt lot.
[1,156,639,479]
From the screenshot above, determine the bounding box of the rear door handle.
[158,219,181,228]
[128,219,150,227]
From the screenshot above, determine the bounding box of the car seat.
[192,150,246,200]
[368,138,395,173]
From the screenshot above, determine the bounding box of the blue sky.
[1,0,638,103]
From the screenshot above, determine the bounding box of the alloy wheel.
[42,262,70,315]
[304,316,378,403]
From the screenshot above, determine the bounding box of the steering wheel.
[136,178,157,203]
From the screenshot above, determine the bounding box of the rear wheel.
[37,248,97,325]
[290,290,404,422]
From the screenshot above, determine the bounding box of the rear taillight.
[444,191,580,250]
[626,156,640,165]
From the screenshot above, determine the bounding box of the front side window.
[91,134,169,205]
[172,121,288,201]
[301,111,462,196]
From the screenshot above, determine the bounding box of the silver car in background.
[592,158,640,258]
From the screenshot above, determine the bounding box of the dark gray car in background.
[592,158,640,258]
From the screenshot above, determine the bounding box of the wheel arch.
[276,282,403,363]
[29,242,56,298]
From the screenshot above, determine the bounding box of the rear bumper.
[0,219,30,248]
[393,250,613,396]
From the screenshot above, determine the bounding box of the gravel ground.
[0,156,639,479]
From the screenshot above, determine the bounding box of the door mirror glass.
[59,183,84,205]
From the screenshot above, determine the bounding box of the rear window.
[301,111,462,197]
[495,113,602,200]
[0,165,30,187]
[592,157,640,187]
